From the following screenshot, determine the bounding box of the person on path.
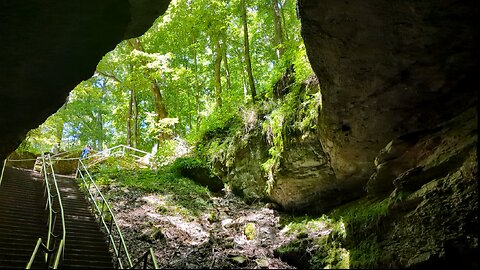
[81,145,91,159]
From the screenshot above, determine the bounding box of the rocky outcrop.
[298,0,478,198]
[206,128,271,203]
[204,1,478,266]
[381,144,477,268]
[270,135,337,213]
[0,0,171,161]
[173,157,224,192]
[367,107,477,195]
[294,0,478,267]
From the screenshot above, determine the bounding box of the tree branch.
[95,70,122,83]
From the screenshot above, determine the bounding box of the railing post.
[107,219,114,249]
[143,253,148,269]
[0,159,6,187]
[116,244,123,269]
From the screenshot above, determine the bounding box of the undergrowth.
[90,164,213,217]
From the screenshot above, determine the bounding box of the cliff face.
[297,0,477,195]
[0,0,171,160]
[201,0,477,267]
[294,1,477,267]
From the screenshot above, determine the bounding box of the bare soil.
[105,187,296,269]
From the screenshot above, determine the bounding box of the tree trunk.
[279,0,289,42]
[150,80,168,120]
[150,80,169,142]
[55,123,64,152]
[96,112,104,151]
[234,47,249,99]
[127,89,133,147]
[272,0,284,59]
[222,37,231,90]
[214,36,223,108]
[241,0,256,102]
[132,88,138,148]
[193,41,201,128]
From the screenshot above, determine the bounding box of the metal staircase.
[0,146,159,269]
[53,173,113,268]
[0,167,47,269]
[0,158,112,268]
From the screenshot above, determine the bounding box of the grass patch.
[90,165,213,217]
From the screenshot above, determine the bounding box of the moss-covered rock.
[172,157,224,192]
[6,151,37,169]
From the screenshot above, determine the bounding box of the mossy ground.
[274,197,391,269]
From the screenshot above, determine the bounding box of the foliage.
[154,137,191,166]
[16,0,313,163]
[171,157,208,173]
[189,105,242,144]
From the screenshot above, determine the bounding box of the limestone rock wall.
[269,136,337,213]
[298,0,478,194]
[0,0,170,161]
[295,0,478,267]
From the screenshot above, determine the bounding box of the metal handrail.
[45,154,67,268]
[25,153,66,269]
[0,159,6,187]
[26,238,44,269]
[76,155,161,269]
[81,145,153,171]
[87,145,151,161]
[76,159,133,268]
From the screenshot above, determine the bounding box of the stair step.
[0,167,115,269]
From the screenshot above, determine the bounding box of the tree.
[17,0,313,155]
[240,0,257,102]
[271,0,284,59]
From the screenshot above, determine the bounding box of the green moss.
[349,236,381,268]
[329,197,390,229]
[275,238,307,254]
[276,214,350,268]
[328,197,391,268]
[310,239,350,269]
[244,222,257,240]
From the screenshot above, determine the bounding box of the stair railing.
[0,159,6,187]
[76,157,160,269]
[76,158,133,268]
[26,153,66,269]
[85,144,153,169]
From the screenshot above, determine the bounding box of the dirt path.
[105,187,295,269]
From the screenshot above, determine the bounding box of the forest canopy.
[19,0,313,157]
